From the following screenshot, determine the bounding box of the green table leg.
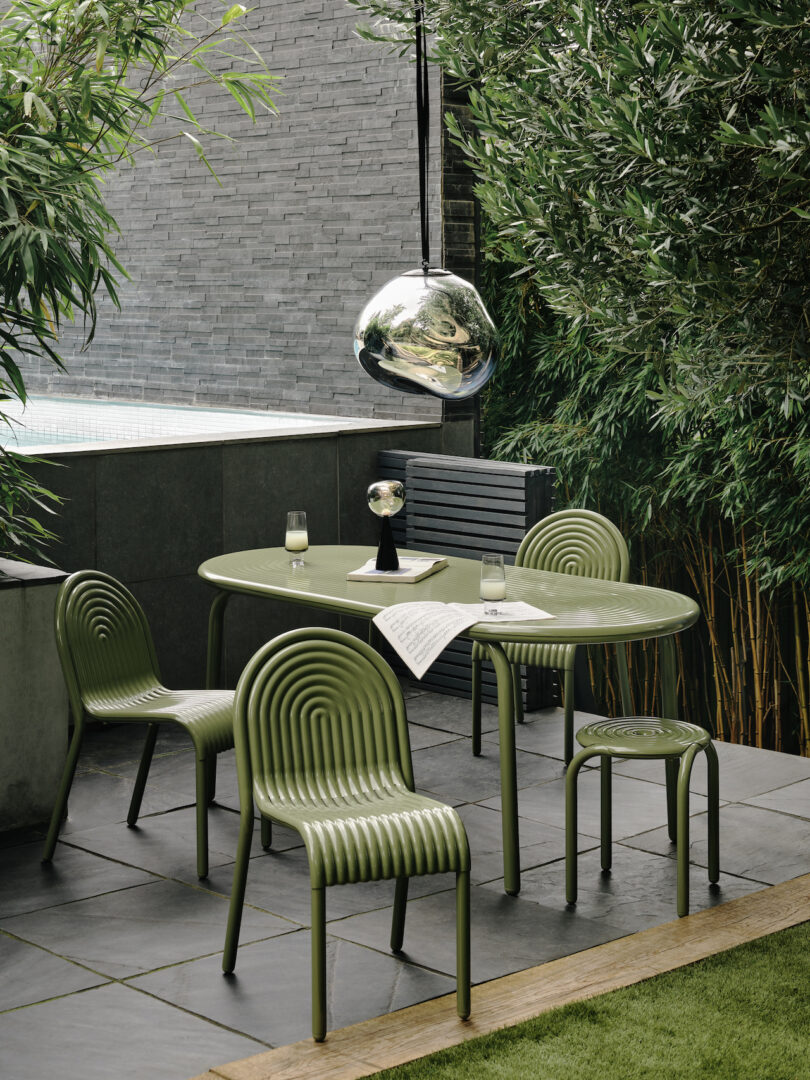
[486,640,520,895]
[206,589,231,690]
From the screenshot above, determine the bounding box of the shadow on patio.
[1,688,809,1080]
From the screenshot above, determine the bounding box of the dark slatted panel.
[377,450,557,707]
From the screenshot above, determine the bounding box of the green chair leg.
[563,667,575,765]
[676,743,701,917]
[194,754,210,879]
[665,757,679,843]
[312,886,327,1042]
[260,815,272,849]
[205,754,217,805]
[512,662,524,724]
[616,641,632,716]
[456,869,471,1020]
[705,741,720,884]
[42,713,86,862]
[391,876,408,952]
[471,655,482,756]
[600,755,612,872]
[223,808,254,973]
[127,723,159,826]
[565,747,597,904]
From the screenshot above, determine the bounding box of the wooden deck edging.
[191,874,810,1080]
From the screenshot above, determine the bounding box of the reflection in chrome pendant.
[353,268,499,400]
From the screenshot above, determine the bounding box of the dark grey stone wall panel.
[21,1,443,425]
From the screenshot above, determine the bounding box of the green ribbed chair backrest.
[516,508,629,583]
[55,570,162,714]
[234,627,415,811]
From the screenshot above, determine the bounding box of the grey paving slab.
[196,845,454,926]
[56,768,144,834]
[407,722,460,752]
[497,844,766,932]
[130,928,455,1047]
[74,719,192,772]
[0,840,156,919]
[743,777,810,819]
[412,738,561,805]
[483,706,607,763]
[0,981,263,1080]
[59,804,297,882]
[481,770,710,842]
[116,747,240,815]
[613,737,810,801]
[1,878,296,979]
[0,932,108,1011]
[455,803,598,886]
[625,803,810,885]
[405,692,499,737]
[329,884,620,984]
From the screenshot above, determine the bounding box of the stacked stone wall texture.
[24,0,445,422]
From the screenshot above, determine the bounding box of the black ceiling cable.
[414,1,430,272]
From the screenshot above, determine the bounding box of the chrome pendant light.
[354,2,498,400]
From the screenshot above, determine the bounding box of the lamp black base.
[376,516,399,571]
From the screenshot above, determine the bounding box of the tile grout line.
[191,874,810,1080]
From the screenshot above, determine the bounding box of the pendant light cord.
[415,1,430,273]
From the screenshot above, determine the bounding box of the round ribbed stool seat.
[576,717,711,758]
[565,714,720,917]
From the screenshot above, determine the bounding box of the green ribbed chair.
[42,570,235,879]
[471,508,633,763]
[223,627,471,1042]
[565,717,720,916]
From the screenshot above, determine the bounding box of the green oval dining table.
[198,544,700,895]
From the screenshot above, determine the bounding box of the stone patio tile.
[0,982,262,1080]
[455,803,598,885]
[405,692,499,737]
[496,843,767,932]
[412,738,561,806]
[483,706,606,763]
[407,722,460,751]
[0,878,296,980]
[743,777,810,819]
[480,770,709,842]
[195,845,454,926]
[625,803,810,885]
[0,932,108,1010]
[329,884,620,984]
[130,929,454,1047]
[613,738,810,801]
[58,804,298,883]
[0,840,156,919]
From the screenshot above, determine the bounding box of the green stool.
[565,717,719,917]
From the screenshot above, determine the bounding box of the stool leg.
[565,748,597,904]
[563,667,575,765]
[512,663,524,724]
[456,869,471,1020]
[616,642,632,716]
[676,744,700,917]
[665,757,679,844]
[600,755,612,872]
[705,741,720,884]
[311,886,327,1041]
[471,654,483,756]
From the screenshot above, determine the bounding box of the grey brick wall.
[22,0,445,423]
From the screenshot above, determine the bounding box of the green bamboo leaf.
[222,4,246,25]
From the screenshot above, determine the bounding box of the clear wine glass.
[480,553,506,616]
[285,510,308,569]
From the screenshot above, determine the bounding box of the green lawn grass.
[372,921,810,1079]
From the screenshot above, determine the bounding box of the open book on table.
[373,600,554,680]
